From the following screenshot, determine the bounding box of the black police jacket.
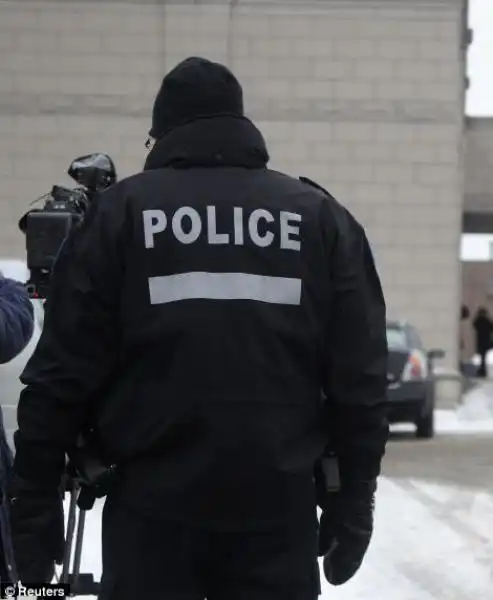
[15,115,388,528]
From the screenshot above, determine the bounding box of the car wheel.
[416,408,434,439]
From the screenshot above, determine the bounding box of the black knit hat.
[149,57,244,139]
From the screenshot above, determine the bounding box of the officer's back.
[13,57,388,598]
[89,60,334,527]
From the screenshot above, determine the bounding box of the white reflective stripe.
[148,272,302,305]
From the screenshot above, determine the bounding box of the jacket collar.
[144,115,269,171]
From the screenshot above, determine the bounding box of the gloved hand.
[317,483,375,586]
[7,474,65,583]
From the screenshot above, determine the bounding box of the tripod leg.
[0,498,18,584]
[61,487,78,584]
[71,509,86,592]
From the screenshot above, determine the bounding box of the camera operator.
[8,57,388,597]
[0,271,34,580]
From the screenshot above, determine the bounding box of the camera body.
[19,153,117,299]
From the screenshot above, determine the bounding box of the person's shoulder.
[0,274,30,300]
[265,170,332,197]
[96,169,177,208]
[0,275,34,363]
[298,175,334,199]
[297,175,364,232]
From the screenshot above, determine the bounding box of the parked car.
[386,320,444,438]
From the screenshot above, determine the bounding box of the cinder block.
[314,61,351,80]
[293,39,332,59]
[258,121,293,142]
[292,121,332,142]
[0,7,38,31]
[332,122,374,142]
[419,41,453,61]
[333,80,374,100]
[293,81,333,100]
[376,81,419,101]
[233,15,271,37]
[269,16,313,37]
[355,60,393,81]
[253,39,293,59]
[355,183,395,205]
[265,58,315,79]
[276,143,311,163]
[416,125,459,144]
[350,143,394,163]
[422,82,458,102]
[374,165,414,184]
[256,80,292,98]
[390,20,438,39]
[232,39,251,59]
[376,40,418,60]
[333,39,376,59]
[311,143,352,163]
[393,60,441,82]
[374,124,416,143]
[415,165,457,186]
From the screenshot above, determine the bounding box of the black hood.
[149,57,244,139]
[143,115,270,171]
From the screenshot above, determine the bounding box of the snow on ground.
[67,474,493,600]
[457,383,493,421]
[436,383,493,434]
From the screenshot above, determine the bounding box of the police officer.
[8,57,388,598]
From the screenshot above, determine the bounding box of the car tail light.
[402,351,428,381]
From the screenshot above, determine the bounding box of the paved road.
[383,429,493,491]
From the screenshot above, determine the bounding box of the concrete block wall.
[464,118,493,213]
[0,0,466,366]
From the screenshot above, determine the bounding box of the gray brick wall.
[0,0,466,365]
[464,118,493,213]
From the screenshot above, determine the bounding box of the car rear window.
[386,327,408,350]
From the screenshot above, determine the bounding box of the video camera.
[18,153,117,300]
[10,154,119,595]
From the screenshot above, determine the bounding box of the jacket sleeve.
[320,197,389,489]
[14,185,126,485]
[0,276,34,364]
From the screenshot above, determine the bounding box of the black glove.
[317,482,375,586]
[7,474,65,583]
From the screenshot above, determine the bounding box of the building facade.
[0,0,469,366]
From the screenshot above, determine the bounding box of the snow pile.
[435,410,493,434]
[431,382,493,434]
[457,383,493,421]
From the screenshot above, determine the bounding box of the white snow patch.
[434,383,493,433]
[457,384,493,421]
[320,478,493,599]
[435,409,493,434]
